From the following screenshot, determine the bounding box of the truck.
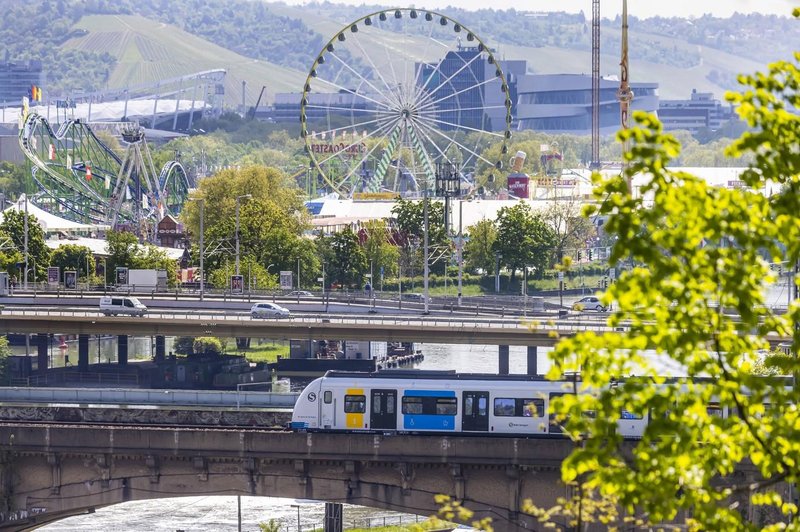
[119,269,167,291]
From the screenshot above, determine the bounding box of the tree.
[192,337,223,356]
[0,336,11,385]
[105,229,139,277]
[361,219,399,283]
[0,162,28,200]
[542,196,597,261]
[318,227,368,289]
[542,26,800,529]
[391,198,450,275]
[50,244,94,278]
[493,203,556,281]
[207,256,276,290]
[0,208,50,282]
[181,166,317,286]
[463,219,497,274]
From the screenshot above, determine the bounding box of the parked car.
[288,290,313,297]
[250,302,291,318]
[99,296,147,316]
[572,296,606,312]
[402,293,429,303]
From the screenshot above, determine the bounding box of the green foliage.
[207,257,276,290]
[0,208,50,281]
[318,227,368,289]
[361,219,399,280]
[182,165,317,284]
[104,230,177,287]
[391,198,450,275]
[493,203,556,280]
[258,519,281,532]
[172,336,194,355]
[191,337,223,357]
[0,162,29,199]
[50,244,94,278]
[463,219,497,275]
[544,25,800,529]
[0,336,11,385]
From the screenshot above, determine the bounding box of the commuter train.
[290,370,650,437]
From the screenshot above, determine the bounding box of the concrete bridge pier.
[77,335,89,371]
[118,335,128,366]
[155,336,165,362]
[36,334,48,373]
[499,345,509,375]
[527,345,537,375]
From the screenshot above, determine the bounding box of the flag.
[48,143,55,160]
[104,174,110,190]
[142,195,149,209]
[85,165,92,181]
[66,155,72,169]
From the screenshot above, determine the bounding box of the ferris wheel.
[301,8,512,198]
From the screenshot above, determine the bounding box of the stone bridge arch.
[0,425,568,531]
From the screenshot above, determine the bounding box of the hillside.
[62,15,308,106]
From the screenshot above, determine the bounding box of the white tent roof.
[1,195,110,233]
[46,236,185,260]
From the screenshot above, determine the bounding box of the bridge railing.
[0,306,617,334]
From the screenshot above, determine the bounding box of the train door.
[370,389,397,430]
[320,389,335,429]
[462,391,489,432]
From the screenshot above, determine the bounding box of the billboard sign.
[230,275,244,294]
[115,267,128,286]
[507,174,530,199]
[280,271,293,290]
[47,267,60,287]
[64,270,77,290]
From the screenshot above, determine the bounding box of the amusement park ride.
[17,110,190,239]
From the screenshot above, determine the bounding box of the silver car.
[572,296,606,312]
[250,302,291,318]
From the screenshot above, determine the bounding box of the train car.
[290,370,650,438]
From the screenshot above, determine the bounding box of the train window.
[436,397,457,415]
[477,396,487,416]
[464,396,474,415]
[402,397,423,414]
[707,402,724,418]
[620,409,643,420]
[523,399,545,417]
[386,398,395,414]
[344,394,366,413]
[494,398,516,416]
[494,398,545,417]
[373,399,382,414]
[323,391,332,404]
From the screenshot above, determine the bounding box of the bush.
[173,336,194,355]
[192,337,223,356]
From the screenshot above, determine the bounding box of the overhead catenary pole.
[423,191,430,314]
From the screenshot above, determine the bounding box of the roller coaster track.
[19,113,190,228]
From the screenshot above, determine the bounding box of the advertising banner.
[115,267,129,286]
[64,270,77,290]
[280,271,293,290]
[231,275,244,294]
[47,267,59,287]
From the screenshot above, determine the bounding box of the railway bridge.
[0,423,573,532]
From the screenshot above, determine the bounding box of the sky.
[281,0,800,18]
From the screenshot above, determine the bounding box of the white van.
[99,296,147,316]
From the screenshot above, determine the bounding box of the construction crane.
[616,0,634,191]
[249,85,267,120]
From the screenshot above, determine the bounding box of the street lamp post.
[495,252,502,293]
[189,198,205,300]
[235,194,252,276]
[291,504,301,532]
[23,194,28,290]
